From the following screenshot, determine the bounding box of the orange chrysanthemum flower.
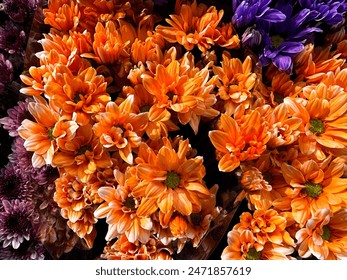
[296,208,347,260]
[54,173,102,248]
[82,20,135,65]
[123,84,179,141]
[101,234,173,260]
[284,86,347,160]
[18,97,79,168]
[53,124,113,183]
[221,230,294,260]
[213,53,256,115]
[294,43,345,83]
[134,138,211,223]
[209,111,271,172]
[233,209,295,248]
[142,53,219,134]
[155,0,239,53]
[280,156,347,225]
[44,0,81,32]
[44,65,110,125]
[94,168,153,243]
[92,95,147,164]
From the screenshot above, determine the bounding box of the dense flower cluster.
[0,0,347,260]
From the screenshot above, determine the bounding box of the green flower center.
[246,247,261,260]
[304,182,323,198]
[321,226,331,241]
[77,145,92,156]
[123,196,136,211]
[164,172,180,189]
[309,119,324,135]
[73,92,82,103]
[271,35,284,48]
[140,104,151,113]
[48,127,54,140]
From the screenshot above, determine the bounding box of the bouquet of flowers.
[0,0,347,260]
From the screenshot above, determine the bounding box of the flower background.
[0,0,347,260]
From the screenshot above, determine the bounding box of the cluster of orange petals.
[17,0,347,260]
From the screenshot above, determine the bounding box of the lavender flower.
[0,239,45,260]
[8,137,34,171]
[1,0,39,23]
[0,199,36,249]
[0,98,32,137]
[298,0,347,26]
[0,53,13,92]
[232,0,286,31]
[0,21,27,55]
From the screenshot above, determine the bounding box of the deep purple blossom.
[232,0,286,30]
[258,1,322,72]
[298,0,347,26]
[0,199,36,249]
[0,21,27,55]
[0,239,45,260]
[0,164,30,202]
[1,0,39,23]
[8,137,34,172]
[0,53,13,92]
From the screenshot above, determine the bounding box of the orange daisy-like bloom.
[53,124,113,183]
[284,89,347,160]
[82,20,135,65]
[264,103,302,148]
[296,208,347,260]
[43,0,81,32]
[221,230,294,260]
[134,138,211,224]
[94,168,153,243]
[44,65,110,125]
[101,234,173,260]
[18,97,79,168]
[142,54,219,134]
[280,156,347,225]
[209,111,271,172]
[92,95,147,164]
[213,52,257,115]
[155,0,239,53]
[294,43,345,83]
[123,84,179,141]
[54,173,102,248]
[233,209,295,248]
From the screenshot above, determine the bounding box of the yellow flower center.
[304,182,323,198]
[321,226,331,241]
[123,196,136,211]
[246,247,261,260]
[309,119,324,135]
[164,172,180,189]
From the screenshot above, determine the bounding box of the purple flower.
[0,98,32,137]
[0,199,37,249]
[0,164,30,202]
[1,0,39,23]
[0,53,13,92]
[0,239,45,260]
[232,0,286,30]
[298,0,347,26]
[258,0,322,72]
[0,21,27,55]
[8,137,34,172]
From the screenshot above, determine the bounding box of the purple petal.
[257,8,286,22]
[274,55,292,72]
